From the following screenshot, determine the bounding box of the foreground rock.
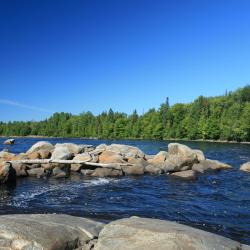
[240,162,250,172]
[3,138,15,145]
[95,217,250,250]
[0,214,103,250]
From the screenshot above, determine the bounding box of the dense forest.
[1,86,250,141]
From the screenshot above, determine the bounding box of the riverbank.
[0,213,249,250]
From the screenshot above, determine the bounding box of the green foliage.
[1,85,250,141]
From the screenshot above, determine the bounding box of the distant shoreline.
[1,135,250,144]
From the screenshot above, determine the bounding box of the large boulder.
[27,167,45,178]
[99,151,125,164]
[240,162,250,172]
[0,162,16,184]
[95,217,250,250]
[27,141,54,154]
[170,170,197,180]
[192,159,232,173]
[71,153,93,172]
[11,162,28,177]
[193,149,206,161]
[145,164,163,174]
[51,145,74,160]
[3,138,15,145]
[167,143,199,170]
[106,144,145,158]
[0,214,103,250]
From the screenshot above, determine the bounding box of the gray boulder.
[54,143,90,154]
[240,162,250,172]
[0,214,103,250]
[95,217,250,250]
[27,141,54,154]
[192,159,232,173]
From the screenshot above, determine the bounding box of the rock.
[27,151,41,160]
[12,153,28,160]
[193,149,206,161]
[91,168,123,177]
[240,162,250,172]
[74,152,92,162]
[11,162,28,177]
[192,159,232,173]
[145,164,163,174]
[106,144,145,158]
[0,214,103,250]
[38,149,51,159]
[99,151,125,164]
[27,167,45,177]
[52,166,69,177]
[70,164,82,172]
[54,143,87,154]
[0,162,16,184]
[0,151,16,160]
[81,169,95,176]
[126,157,148,167]
[95,217,250,250]
[167,143,198,168]
[170,170,197,180]
[51,145,74,160]
[154,161,177,173]
[3,138,15,145]
[27,141,54,154]
[95,143,107,152]
[148,151,168,164]
[121,165,144,175]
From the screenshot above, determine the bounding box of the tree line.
[1,85,250,141]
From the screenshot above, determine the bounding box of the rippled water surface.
[0,138,250,244]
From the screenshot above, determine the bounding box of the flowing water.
[0,137,250,244]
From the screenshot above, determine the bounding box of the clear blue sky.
[0,0,250,121]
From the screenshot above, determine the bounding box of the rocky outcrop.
[3,138,15,145]
[192,159,232,173]
[26,141,54,154]
[95,217,250,250]
[0,214,103,250]
[4,141,234,182]
[240,162,250,172]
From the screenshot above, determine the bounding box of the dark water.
[0,138,250,244]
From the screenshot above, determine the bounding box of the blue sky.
[0,0,250,121]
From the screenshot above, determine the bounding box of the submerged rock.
[91,168,123,177]
[95,217,250,250]
[240,162,250,172]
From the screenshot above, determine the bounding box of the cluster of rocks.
[0,140,244,184]
[0,214,248,250]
